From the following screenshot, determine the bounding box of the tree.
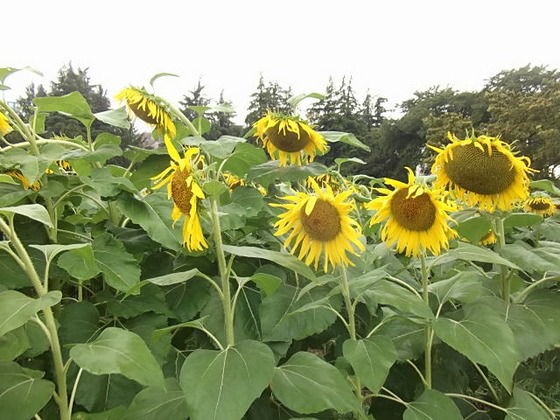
[244,75,292,128]
[180,80,210,121]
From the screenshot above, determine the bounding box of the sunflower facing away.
[273,179,365,272]
[0,111,12,136]
[366,168,457,257]
[524,196,556,217]
[152,139,207,251]
[254,112,328,166]
[116,87,176,138]
[5,170,41,191]
[430,133,536,212]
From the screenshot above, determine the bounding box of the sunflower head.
[254,112,328,166]
[0,111,12,136]
[272,179,364,272]
[5,170,41,191]
[223,172,246,190]
[430,133,536,212]
[479,229,497,246]
[115,87,176,138]
[524,196,556,217]
[151,139,207,251]
[366,167,457,257]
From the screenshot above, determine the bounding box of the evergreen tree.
[244,75,292,128]
[179,80,211,121]
[15,83,47,122]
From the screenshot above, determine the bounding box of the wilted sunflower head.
[366,167,457,257]
[479,229,497,246]
[272,179,365,272]
[223,172,246,190]
[524,196,556,217]
[254,112,328,166]
[430,133,536,212]
[115,87,176,138]
[151,138,207,251]
[0,111,12,136]
[5,170,41,191]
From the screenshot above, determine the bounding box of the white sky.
[3,0,560,124]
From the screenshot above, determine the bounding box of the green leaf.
[530,179,560,196]
[94,107,131,129]
[343,336,397,393]
[73,406,128,420]
[375,316,425,361]
[0,327,30,361]
[506,388,551,420]
[271,351,360,414]
[428,271,483,304]
[74,372,141,413]
[248,161,327,188]
[182,135,245,159]
[504,213,543,228]
[29,243,88,265]
[180,340,275,420]
[251,272,281,297]
[123,379,187,420]
[0,361,55,420]
[92,234,141,293]
[433,241,520,270]
[34,91,95,128]
[57,244,100,282]
[499,242,559,274]
[149,72,179,87]
[0,174,17,185]
[202,180,228,197]
[403,389,462,420]
[433,300,520,391]
[0,290,61,337]
[261,284,339,342]
[222,245,316,281]
[0,203,52,227]
[70,327,165,388]
[221,143,268,177]
[82,167,137,197]
[287,92,324,108]
[455,215,492,243]
[144,269,202,286]
[59,302,99,348]
[364,279,433,319]
[320,131,370,151]
[334,157,366,166]
[116,192,182,251]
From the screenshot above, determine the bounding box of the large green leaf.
[73,406,128,420]
[144,269,203,286]
[247,161,327,187]
[270,351,360,414]
[221,143,267,177]
[0,327,30,361]
[59,302,99,349]
[455,215,492,243]
[74,372,141,413]
[320,131,370,151]
[116,192,182,252]
[82,167,137,197]
[123,379,187,420]
[0,203,52,227]
[375,316,425,361]
[0,361,54,420]
[70,327,165,388]
[504,213,543,229]
[403,389,462,420]
[57,244,100,282]
[34,91,95,128]
[260,284,339,342]
[505,388,552,420]
[92,234,141,293]
[343,336,397,393]
[222,245,316,281]
[179,340,275,420]
[364,279,433,319]
[94,106,131,129]
[0,290,61,337]
[433,300,520,391]
[428,271,483,304]
[499,242,560,274]
[433,241,520,270]
[29,243,88,265]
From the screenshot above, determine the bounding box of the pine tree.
[179,80,211,120]
[244,75,292,128]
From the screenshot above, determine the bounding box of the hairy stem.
[420,252,432,389]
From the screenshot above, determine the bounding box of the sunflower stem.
[165,102,200,137]
[495,217,511,302]
[420,252,432,390]
[210,198,235,347]
[0,217,70,420]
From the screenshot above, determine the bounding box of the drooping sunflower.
[0,110,12,136]
[254,112,328,166]
[115,87,176,138]
[223,172,267,196]
[479,229,497,246]
[272,179,365,272]
[430,133,536,212]
[151,138,207,251]
[524,196,556,217]
[366,168,457,257]
[5,170,41,191]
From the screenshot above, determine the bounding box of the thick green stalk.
[340,268,356,340]
[495,217,510,302]
[0,218,70,420]
[210,198,235,347]
[420,252,432,389]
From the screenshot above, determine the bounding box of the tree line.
[12,63,560,181]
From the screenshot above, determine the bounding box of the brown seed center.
[529,200,551,210]
[129,101,160,125]
[266,125,310,152]
[171,169,193,215]
[300,199,341,241]
[443,144,516,195]
[390,188,436,231]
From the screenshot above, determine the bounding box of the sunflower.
[151,138,207,251]
[223,172,267,196]
[430,133,536,212]
[524,196,556,217]
[115,87,176,138]
[5,170,41,191]
[479,229,497,246]
[272,179,364,272]
[254,112,328,166]
[0,111,12,136]
[366,168,457,257]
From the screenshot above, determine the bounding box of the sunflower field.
[1,69,560,420]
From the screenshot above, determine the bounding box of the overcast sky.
[4,0,559,124]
